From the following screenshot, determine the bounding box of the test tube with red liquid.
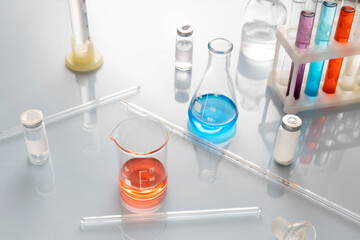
[286,0,318,99]
[322,0,357,94]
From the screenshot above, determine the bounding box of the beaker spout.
[109,126,122,149]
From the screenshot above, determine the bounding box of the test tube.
[322,0,357,94]
[280,0,303,77]
[81,207,261,226]
[286,0,318,99]
[339,14,360,91]
[304,1,338,97]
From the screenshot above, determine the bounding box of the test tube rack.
[268,25,360,114]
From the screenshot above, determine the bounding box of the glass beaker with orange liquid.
[110,116,169,212]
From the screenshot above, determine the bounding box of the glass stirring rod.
[81,207,261,226]
[0,85,141,140]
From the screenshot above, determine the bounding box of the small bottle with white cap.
[175,24,193,70]
[273,114,302,166]
[20,109,50,165]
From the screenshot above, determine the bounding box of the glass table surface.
[1,0,360,239]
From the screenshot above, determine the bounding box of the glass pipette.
[119,99,360,225]
[0,85,141,140]
[81,207,261,226]
[68,0,90,45]
[66,0,103,71]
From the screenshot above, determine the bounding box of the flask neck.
[206,38,233,70]
[208,52,230,70]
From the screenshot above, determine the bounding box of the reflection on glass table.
[30,156,56,196]
[75,71,100,156]
[236,52,272,111]
[174,67,192,103]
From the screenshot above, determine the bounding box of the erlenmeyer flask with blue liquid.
[188,38,238,144]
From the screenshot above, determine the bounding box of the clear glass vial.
[20,110,50,165]
[175,24,193,70]
[273,114,302,165]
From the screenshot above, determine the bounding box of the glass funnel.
[188,38,238,144]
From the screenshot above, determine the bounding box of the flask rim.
[208,38,233,55]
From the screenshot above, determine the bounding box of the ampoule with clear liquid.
[21,110,50,165]
[175,25,193,70]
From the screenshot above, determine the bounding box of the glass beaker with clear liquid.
[110,117,168,212]
[188,38,238,144]
[241,0,287,62]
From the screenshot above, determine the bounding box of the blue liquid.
[188,93,238,143]
[305,1,337,97]
[315,1,337,46]
[305,60,325,97]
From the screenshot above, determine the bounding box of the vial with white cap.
[20,110,50,165]
[273,114,302,165]
[175,24,193,70]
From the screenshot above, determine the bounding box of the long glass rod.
[0,85,141,140]
[119,99,360,225]
[81,207,261,226]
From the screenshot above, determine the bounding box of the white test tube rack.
[268,25,360,114]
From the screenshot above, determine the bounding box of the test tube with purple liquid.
[286,1,318,99]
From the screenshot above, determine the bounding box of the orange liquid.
[119,157,167,209]
[334,6,355,43]
[323,58,344,94]
[323,6,355,94]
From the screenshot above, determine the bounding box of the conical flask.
[188,38,238,144]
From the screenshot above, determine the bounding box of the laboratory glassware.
[339,14,360,91]
[110,116,169,211]
[279,0,302,80]
[241,0,287,62]
[0,85,140,140]
[65,0,103,72]
[286,0,318,99]
[339,55,360,91]
[81,207,261,226]
[322,0,357,94]
[273,114,302,166]
[305,1,338,97]
[188,38,238,144]
[119,99,360,225]
[20,110,50,165]
[271,216,316,240]
[175,25,193,70]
